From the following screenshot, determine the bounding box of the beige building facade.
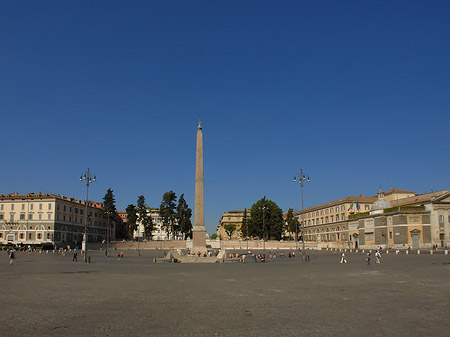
[217,210,250,239]
[297,189,450,249]
[0,193,108,247]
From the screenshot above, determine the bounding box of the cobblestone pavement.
[0,249,449,336]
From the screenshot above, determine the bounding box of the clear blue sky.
[1,1,449,234]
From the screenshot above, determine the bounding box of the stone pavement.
[0,249,449,336]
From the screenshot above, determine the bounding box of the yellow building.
[0,192,108,247]
[217,210,250,240]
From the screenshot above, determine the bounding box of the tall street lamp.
[80,168,96,263]
[293,169,310,262]
[261,196,268,254]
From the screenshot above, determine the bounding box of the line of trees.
[124,191,193,240]
[224,198,300,241]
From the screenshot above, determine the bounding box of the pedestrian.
[367,252,371,266]
[8,249,15,265]
[117,253,121,261]
[375,250,381,264]
[120,252,124,259]
[73,251,78,262]
[340,252,347,264]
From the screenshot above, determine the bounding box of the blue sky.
[1,1,449,234]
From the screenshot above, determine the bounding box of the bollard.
[430,250,433,255]
[406,250,409,255]
[417,250,420,255]
[396,250,399,254]
[386,250,389,254]
[445,250,448,255]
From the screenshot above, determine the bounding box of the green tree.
[125,204,137,239]
[240,208,249,239]
[102,188,117,248]
[285,208,299,241]
[249,197,284,240]
[224,224,237,239]
[210,234,218,240]
[176,194,192,239]
[160,191,177,239]
[137,195,153,240]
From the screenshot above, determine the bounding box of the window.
[320,210,323,215]
[48,214,51,220]
[19,233,24,239]
[63,205,66,212]
[22,204,25,210]
[80,209,84,215]
[39,203,42,210]
[48,203,52,210]
[325,209,328,215]
[439,215,444,223]
[75,208,79,214]
[336,214,340,221]
[0,204,3,210]
[69,207,72,213]
[63,215,66,221]
[0,214,3,220]
[11,204,14,210]
[57,204,60,210]
[56,214,60,220]
[28,214,33,220]
[30,204,34,210]
[325,216,329,224]
[335,206,339,212]
[389,232,393,239]
[330,208,333,214]
[0,233,2,238]
[28,233,32,239]
[20,213,25,220]
[69,216,72,222]
[10,214,14,221]
[331,216,334,222]
[365,205,370,210]
[39,213,42,220]
[47,233,51,239]
[37,233,42,240]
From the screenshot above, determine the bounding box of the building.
[297,189,450,249]
[0,192,108,247]
[217,210,251,239]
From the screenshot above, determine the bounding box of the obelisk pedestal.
[192,118,207,254]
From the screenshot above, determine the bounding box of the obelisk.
[192,117,207,253]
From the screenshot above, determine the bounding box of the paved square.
[1,249,449,336]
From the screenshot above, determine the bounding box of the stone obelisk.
[192,117,207,253]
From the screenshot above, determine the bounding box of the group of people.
[339,247,382,265]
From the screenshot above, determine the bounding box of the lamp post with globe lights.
[293,169,310,261]
[80,168,96,263]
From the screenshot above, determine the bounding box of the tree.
[249,197,284,241]
[137,195,153,240]
[285,208,299,241]
[240,208,249,239]
[176,194,192,239]
[126,204,137,239]
[102,188,117,251]
[160,191,177,239]
[224,224,236,239]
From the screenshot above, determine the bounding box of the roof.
[384,188,415,195]
[297,195,377,214]
[390,190,450,207]
[0,192,98,207]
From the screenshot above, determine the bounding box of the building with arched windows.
[0,192,109,247]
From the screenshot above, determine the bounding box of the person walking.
[366,252,371,266]
[375,250,381,264]
[340,252,347,263]
[73,251,78,262]
[8,249,15,265]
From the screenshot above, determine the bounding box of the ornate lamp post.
[80,168,96,263]
[261,196,268,254]
[293,169,310,261]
